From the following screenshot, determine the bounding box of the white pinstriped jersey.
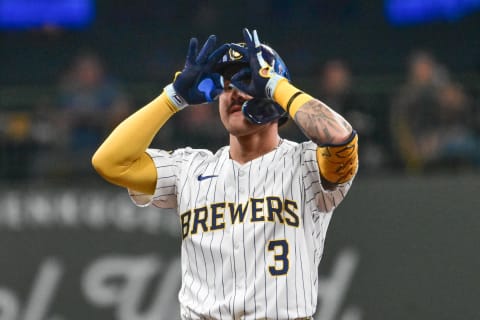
[130,139,355,320]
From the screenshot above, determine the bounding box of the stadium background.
[0,0,479,319]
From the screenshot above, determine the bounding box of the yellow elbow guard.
[316,132,358,184]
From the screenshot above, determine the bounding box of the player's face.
[217,64,276,137]
[218,81,270,136]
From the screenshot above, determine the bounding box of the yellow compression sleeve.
[273,79,314,118]
[316,133,358,184]
[91,92,178,195]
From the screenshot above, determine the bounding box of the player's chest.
[179,160,302,205]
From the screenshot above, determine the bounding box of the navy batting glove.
[230,28,285,100]
[165,35,229,109]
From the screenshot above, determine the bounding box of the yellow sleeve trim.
[316,132,359,184]
[273,79,314,118]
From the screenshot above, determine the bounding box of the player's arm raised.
[92,35,229,194]
[230,28,358,189]
[277,84,358,188]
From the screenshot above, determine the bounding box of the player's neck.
[229,129,281,164]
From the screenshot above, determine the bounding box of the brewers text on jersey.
[92,28,358,319]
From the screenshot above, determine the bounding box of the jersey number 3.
[268,239,289,276]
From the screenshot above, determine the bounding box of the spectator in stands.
[57,51,131,177]
[317,59,386,173]
[432,82,478,169]
[0,112,35,180]
[390,50,478,172]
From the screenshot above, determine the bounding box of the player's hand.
[164,35,229,109]
[229,28,286,100]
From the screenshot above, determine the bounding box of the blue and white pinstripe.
[129,140,355,320]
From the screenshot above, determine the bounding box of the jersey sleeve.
[301,141,356,213]
[129,148,182,208]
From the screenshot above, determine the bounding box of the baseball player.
[92,28,358,320]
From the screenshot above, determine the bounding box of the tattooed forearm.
[294,99,352,145]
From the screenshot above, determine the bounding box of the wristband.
[265,73,286,99]
[273,80,313,118]
[164,83,188,110]
[286,91,304,115]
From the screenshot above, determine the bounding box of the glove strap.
[164,83,188,110]
[265,73,286,99]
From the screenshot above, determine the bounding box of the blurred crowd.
[311,51,480,175]
[0,52,132,182]
[1,49,479,183]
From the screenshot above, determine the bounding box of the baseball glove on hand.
[165,35,229,109]
[229,28,286,100]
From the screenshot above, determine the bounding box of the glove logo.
[172,94,185,105]
[266,87,273,97]
[228,43,246,61]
